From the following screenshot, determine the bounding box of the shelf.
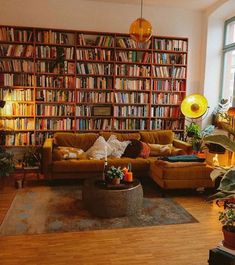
[0,25,188,145]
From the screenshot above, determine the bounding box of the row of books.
[152,79,186,91]
[113,106,148,117]
[36,46,74,60]
[77,91,112,103]
[76,76,113,89]
[151,106,181,118]
[0,27,33,42]
[115,78,151,90]
[150,118,184,130]
[36,104,74,116]
[35,132,54,145]
[36,61,75,74]
[76,62,113,75]
[152,66,186,79]
[78,34,114,47]
[153,53,186,65]
[0,44,34,57]
[76,48,112,61]
[0,118,34,130]
[76,118,111,130]
[152,92,183,105]
[35,30,74,45]
[36,89,75,102]
[35,118,74,130]
[0,102,34,116]
[115,51,151,64]
[115,64,151,77]
[154,39,187,52]
[114,92,149,104]
[113,118,147,130]
[0,88,34,101]
[0,73,35,86]
[36,75,75,88]
[116,37,151,50]
[3,132,35,146]
[0,59,34,73]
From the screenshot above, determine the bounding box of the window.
[221,16,235,106]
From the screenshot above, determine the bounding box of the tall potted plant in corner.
[0,147,14,187]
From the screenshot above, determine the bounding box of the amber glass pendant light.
[129,0,152,43]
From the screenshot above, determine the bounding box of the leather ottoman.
[149,160,214,189]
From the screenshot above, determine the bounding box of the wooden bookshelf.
[0,25,188,146]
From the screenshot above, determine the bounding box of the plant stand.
[14,165,40,188]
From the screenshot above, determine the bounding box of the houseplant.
[0,147,14,179]
[106,166,124,185]
[22,147,41,167]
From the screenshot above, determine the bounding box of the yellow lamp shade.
[129,18,152,43]
[180,94,208,119]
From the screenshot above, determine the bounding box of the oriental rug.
[0,185,198,235]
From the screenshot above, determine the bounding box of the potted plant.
[106,166,124,185]
[219,207,235,249]
[22,147,41,167]
[0,147,14,185]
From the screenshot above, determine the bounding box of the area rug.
[0,186,198,236]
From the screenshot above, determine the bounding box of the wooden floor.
[0,177,222,265]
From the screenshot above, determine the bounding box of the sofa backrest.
[54,132,99,151]
[140,130,173,144]
[99,131,141,141]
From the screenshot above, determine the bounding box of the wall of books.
[0,26,188,146]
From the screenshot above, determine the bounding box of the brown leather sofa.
[42,130,213,189]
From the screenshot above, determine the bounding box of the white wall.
[0,0,204,95]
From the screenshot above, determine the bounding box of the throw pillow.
[171,147,186,156]
[122,139,142,158]
[54,146,85,160]
[148,143,173,156]
[139,142,151,158]
[86,136,113,160]
[107,135,130,158]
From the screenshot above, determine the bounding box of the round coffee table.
[82,179,143,218]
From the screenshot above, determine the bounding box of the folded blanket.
[160,155,205,163]
[155,160,206,168]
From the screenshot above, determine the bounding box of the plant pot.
[112,178,120,185]
[222,226,235,250]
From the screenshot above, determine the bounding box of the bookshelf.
[0,25,188,146]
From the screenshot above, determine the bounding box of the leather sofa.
[42,130,214,189]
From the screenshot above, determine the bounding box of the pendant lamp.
[129,0,152,43]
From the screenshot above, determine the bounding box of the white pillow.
[86,136,113,160]
[107,135,130,158]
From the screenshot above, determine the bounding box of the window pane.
[222,50,235,106]
[225,21,235,45]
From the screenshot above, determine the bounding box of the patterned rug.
[0,185,198,235]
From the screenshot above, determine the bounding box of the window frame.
[221,16,235,104]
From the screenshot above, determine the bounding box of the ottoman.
[149,160,214,189]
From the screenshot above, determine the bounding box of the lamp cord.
[140,0,143,19]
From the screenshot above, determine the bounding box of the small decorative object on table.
[106,166,124,185]
[123,163,133,182]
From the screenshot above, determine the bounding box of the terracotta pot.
[222,226,235,250]
[112,178,120,185]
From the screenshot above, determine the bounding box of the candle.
[104,146,107,161]
[125,172,133,182]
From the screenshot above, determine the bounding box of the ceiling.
[88,0,220,11]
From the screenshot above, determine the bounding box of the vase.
[112,178,120,185]
[222,226,235,250]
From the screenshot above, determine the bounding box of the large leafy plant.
[0,147,14,178]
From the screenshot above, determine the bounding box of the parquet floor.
[0,176,222,265]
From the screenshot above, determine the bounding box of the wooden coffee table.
[82,179,143,218]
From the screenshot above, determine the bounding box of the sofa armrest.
[42,138,53,179]
[173,139,192,154]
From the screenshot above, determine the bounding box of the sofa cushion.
[100,131,141,141]
[139,142,151,158]
[54,133,99,151]
[148,143,172,156]
[86,136,112,160]
[140,130,173,144]
[53,147,86,161]
[107,135,130,158]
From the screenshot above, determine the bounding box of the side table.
[208,248,235,265]
[14,165,40,188]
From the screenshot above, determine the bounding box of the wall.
[0,0,204,95]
